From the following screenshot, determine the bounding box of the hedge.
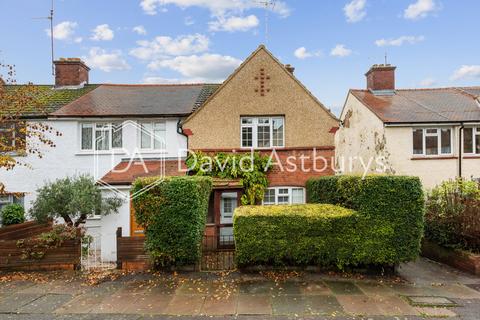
[132,176,212,267]
[306,175,425,265]
[234,204,362,267]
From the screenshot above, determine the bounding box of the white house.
[335,64,480,188]
[0,58,218,261]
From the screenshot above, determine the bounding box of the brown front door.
[130,198,144,237]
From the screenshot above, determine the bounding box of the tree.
[30,175,123,226]
[0,63,59,193]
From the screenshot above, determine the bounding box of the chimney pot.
[54,58,90,87]
[285,64,295,74]
[365,64,396,91]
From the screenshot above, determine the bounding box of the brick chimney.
[365,64,396,91]
[285,64,295,74]
[54,58,90,87]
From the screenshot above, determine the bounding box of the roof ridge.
[351,86,480,92]
[100,83,219,87]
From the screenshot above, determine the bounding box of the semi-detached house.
[0,46,339,261]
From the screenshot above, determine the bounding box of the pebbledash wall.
[0,118,187,261]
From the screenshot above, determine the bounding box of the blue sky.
[1,0,479,115]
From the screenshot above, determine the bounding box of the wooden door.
[130,199,144,237]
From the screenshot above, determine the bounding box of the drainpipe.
[177,119,190,175]
[459,123,464,178]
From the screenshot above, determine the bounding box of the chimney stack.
[285,64,295,74]
[365,64,396,92]
[54,58,90,87]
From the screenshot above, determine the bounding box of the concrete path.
[0,258,478,319]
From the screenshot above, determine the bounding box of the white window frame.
[240,116,285,149]
[412,127,453,157]
[0,123,16,149]
[138,121,167,151]
[463,127,480,155]
[0,195,13,205]
[80,122,123,152]
[262,187,306,205]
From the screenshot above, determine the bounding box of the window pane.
[0,123,15,150]
[153,122,166,150]
[241,118,253,125]
[426,128,438,135]
[272,118,284,147]
[81,125,93,150]
[241,127,253,147]
[464,128,473,153]
[95,128,110,151]
[440,129,451,154]
[263,189,275,205]
[257,125,271,148]
[413,129,423,155]
[476,130,480,154]
[141,123,152,149]
[425,135,438,155]
[258,118,270,124]
[292,188,304,204]
[223,198,234,215]
[277,188,289,204]
[112,123,123,149]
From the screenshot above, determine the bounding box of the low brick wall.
[421,240,480,276]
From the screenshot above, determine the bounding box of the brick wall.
[54,59,90,87]
[366,65,396,91]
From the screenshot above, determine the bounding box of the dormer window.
[241,116,284,148]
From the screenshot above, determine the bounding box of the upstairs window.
[139,121,166,150]
[464,127,480,154]
[412,128,452,156]
[81,123,122,151]
[0,121,26,153]
[263,187,305,205]
[241,116,284,148]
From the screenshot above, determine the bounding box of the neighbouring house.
[335,64,480,188]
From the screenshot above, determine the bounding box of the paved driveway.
[0,258,478,319]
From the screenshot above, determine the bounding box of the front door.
[219,192,237,245]
[130,198,144,237]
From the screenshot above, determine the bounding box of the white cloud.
[46,21,78,41]
[91,24,114,41]
[133,25,147,35]
[404,0,438,20]
[209,15,259,32]
[451,65,480,81]
[294,47,322,59]
[139,0,290,18]
[130,34,209,60]
[82,48,130,72]
[147,53,241,82]
[184,16,195,26]
[143,76,182,84]
[419,77,436,86]
[375,35,425,47]
[330,44,352,57]
[344,0,367,23]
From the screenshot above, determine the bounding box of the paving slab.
[89,291,141,314]
[201,295,237,315]
[122,293,173,314]
[374,295,420,316]
[304,295,344,316]
[387,283,438,296]
[239,280,276,295]
[18,293,73,314]
[55,292,105,314]
[18,280,85,295]
[323,281,363,295]
[273,281,302,296]
[163,294,205,315]
[416,306,457,317]
[143,280,178,295]
[0,293,44,313]
[271,295,306,315]
[406,295,458,307]
[299,281,331,295]
[236,294,272,315]
[0,282,36,294]
[336,295,383,316]
[438,284,480,299]
[355,281,396,297]
[176,279,212,295]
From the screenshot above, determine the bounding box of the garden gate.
[200,234,235,271]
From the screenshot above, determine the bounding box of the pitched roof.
[350,87,480,124]
[2,84,98,117]
[52,83,220,118]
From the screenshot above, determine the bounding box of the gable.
[183,46,339,149]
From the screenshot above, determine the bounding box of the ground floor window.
[413,128,452,156]
[464,127,480,155]
[0,194,24,212]
[263,187,305,205]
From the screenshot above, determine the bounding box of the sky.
[0,0,479,115]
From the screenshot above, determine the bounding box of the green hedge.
[1,203,25,226]
[306,175,425,265]
[132,176,212,267]
[234,204,362,267]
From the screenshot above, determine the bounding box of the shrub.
[132,176,212,268]
[306,175,425,265]
[425,178,480,252]
[30,175,123,226]
[234,204,363,267]
[1,203,25,226]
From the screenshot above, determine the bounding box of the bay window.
[81,123,123,151]
[263,187,305,205]
[139,121,166,150]
[464,127,480,155]
[412,128,452,156]
[241,116,284,148]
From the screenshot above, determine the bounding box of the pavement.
[0,258,478,320]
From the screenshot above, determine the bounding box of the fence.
[0,221,81,271]
[116,227,149,271]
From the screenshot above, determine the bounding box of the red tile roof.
[351,87,480,124]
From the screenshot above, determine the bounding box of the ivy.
[186,151,272,205]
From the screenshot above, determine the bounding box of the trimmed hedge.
[306,175,425,265]
[132,176,212,267]
[234,204,361,267]
[1,204,25,226]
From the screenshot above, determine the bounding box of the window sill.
[76,151,127,156]
[411,156,458,160]
[138,150,168,155]
[87,216,102,221]
[463,155,480,159]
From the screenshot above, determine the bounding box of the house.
[1,45,338,261]
[335,64,480,188]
